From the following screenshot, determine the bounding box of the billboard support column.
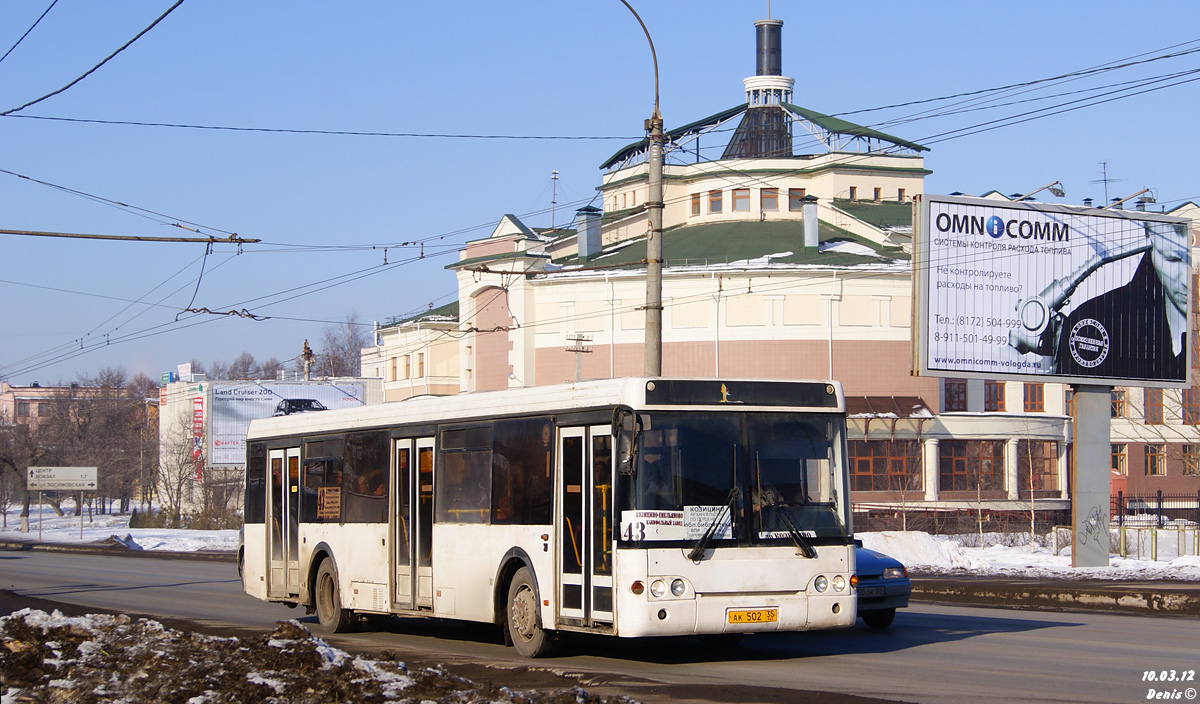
[1072,385,1112,567]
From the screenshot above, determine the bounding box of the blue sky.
[2,1,1198,385]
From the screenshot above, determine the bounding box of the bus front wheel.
[315,558,354,633]
[861,608,896,630]
[506,567,557,658]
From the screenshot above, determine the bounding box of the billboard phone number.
[933,315,1020,329]
[932,332,1009,345]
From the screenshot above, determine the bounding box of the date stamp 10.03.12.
[1142,669,1196,700]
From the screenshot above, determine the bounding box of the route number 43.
[622,522,645,542]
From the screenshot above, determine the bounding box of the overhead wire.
[1,0,187,116]
[2,114,639,141]
[0,0,60,66]
[5,33,1197,378]
[0,167,239,236]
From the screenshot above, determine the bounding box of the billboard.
[209,381,366,465]
[914,194,1191,387]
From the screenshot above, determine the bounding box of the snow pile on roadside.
[1,504,239,553]
[858,530,1200,581]
[859,530,981,571]
[0,609,628,704]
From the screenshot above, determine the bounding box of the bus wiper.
[756,452,816,559]
[763,496,817,559]
[687,487,738,562]
[688,445,739,562]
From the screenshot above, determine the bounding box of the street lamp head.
[1014,180,1065,202]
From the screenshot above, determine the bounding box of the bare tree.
[89,366,129,389]
[207,359,231,380]
[0,463,15,530]
[0,414,51,532]
[127,372,159,400]
[158,412,201,526]
[258,356,285,380]
[316,312,370,377]
[227,352,259,380]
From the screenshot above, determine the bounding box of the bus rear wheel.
[315,558,354,633]
[506,567,557,658]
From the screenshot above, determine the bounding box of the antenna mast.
[551,170,559,229]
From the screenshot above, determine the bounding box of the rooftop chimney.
[575,206,602,260]
[755,19,783,76]
[724,18,795,159]
[803,196,819,249]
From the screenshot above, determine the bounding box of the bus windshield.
[617,411,850,548]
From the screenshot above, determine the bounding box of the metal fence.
[853,506,1069,541]
[1111,490,1200,526]
[1051,524,1200,560]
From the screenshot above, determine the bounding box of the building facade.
[362,17,1200,521]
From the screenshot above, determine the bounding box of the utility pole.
[566,334,593,382]
[645,110,664,376]
[618,0,664,377]
[301,339,314,381]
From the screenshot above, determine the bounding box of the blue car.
[854,546,911,629]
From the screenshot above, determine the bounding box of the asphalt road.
[2,548,1197,704]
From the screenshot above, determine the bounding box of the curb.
[0,540,235,562]
[911,577,1200,616]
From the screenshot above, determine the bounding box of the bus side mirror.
[613,408,639,476]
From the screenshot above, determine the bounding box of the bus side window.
[343,430,389,523]
[437,426,493,524]
[491,417,553,525]
[245,442,267,524]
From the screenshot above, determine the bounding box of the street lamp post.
[618,0,664,376]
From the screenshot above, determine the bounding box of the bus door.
[392,437,435,610]
[267,447,301,598]
[557,426,614,625]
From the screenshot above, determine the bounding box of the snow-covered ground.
[0,503,239,553]
[4,503,1199,580]
[0,609,624,704]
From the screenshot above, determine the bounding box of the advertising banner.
[915,195,1191,387]
[209,382,365,465]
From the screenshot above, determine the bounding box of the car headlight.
[883,567,908,580]
[813,575,828,593]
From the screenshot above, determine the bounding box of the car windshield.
[615,411,850,547]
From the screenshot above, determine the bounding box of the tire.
[315,558,354,633]
[506,567,557,658]
[861,608,896,630]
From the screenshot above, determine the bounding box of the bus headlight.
[814,575,828,593]
[670,579,686,597]
[650,580,666,598]
[833,575,846,592]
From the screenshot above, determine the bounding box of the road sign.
[26,466,98,491]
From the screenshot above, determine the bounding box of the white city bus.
[240,377,858,656]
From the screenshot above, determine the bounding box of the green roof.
[831,199,914,229]
[781,104,928,153]
[550,219,907,271]
[599,102,927,170]
[381,300,459,329]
